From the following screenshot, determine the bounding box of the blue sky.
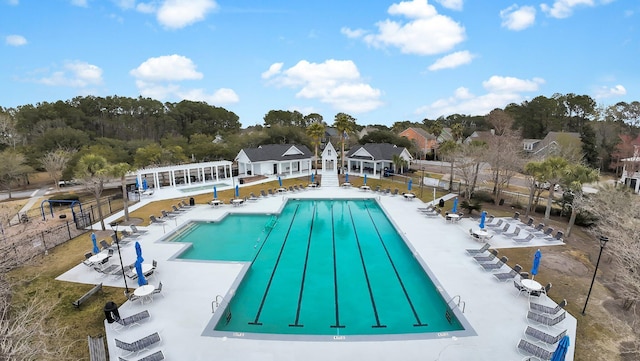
[1,0,638,127]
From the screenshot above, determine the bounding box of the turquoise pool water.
[178,183,230,193]
[171,199,464,337]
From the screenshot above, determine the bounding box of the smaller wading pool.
[167,199,475,341]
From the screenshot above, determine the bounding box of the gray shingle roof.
[346,143,406,160]
[242,144,312,162]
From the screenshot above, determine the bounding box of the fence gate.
[74,212,92,229]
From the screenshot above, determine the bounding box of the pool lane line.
[348,204,387,329]
[249,204,301,326]
[250,216,279,263]
[364,205,428,328]
[289,203,317,327]
[330,202,345,329]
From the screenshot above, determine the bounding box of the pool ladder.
[212,295,224,313]
[447,295,466,313]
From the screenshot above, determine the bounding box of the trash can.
[438,198,445,208]
[104,301,120,324]
[189,197,195,206]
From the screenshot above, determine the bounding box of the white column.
[373,162,377,176]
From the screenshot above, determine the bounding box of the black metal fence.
[0,221,86,271]
[1,194,139,271]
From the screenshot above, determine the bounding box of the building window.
[328,150,331,156]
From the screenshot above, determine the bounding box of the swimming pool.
[178,183,230,193]
[170,199,468,340]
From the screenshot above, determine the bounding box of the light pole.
[582,235,609,315]
[109,221,130,294]
[420,166,425,198]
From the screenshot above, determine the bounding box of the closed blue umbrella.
[531,249,542,279]
[135,241,144,264]
[479,211,487,229]
[364,174,367,185]
[213,186,217,199]
[408,179,413,191]
[91,233,99,254]
[135,178,140,190]
[278,176,282,187]
[235,184,239,198]
[142,179,148,190]
[452,198,458,213]
[135,259,147,286]
[311,173,315,183]
[345,173,349,182]
[550,335,570,361]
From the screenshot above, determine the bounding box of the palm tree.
[306,122,325,170]
[110,162,133,222]
[428,121,443,160]
[562,164,599,237]
[75,154,110,230]
[333,113,357,171]
[392,154,407,174]
[439,140,459,191]
[539,157,569,221]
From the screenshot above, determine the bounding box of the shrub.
[471,191,494,203]
[533,204,561,217]
[575,210,597,227]
[511,201,524,210]
[48,193,80,202]
[461,199,482,215]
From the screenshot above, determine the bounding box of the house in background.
[399,127,437,159]
[235,144,313,177]
[345,143,413,177]
[321,141,338,173]
[525,131,582,159]
[620,145,640,193]
[464,129,495,144]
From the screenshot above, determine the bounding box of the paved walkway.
[56,172,576,361]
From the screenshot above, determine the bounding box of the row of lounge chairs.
[517,298,569,359]
[115,331,162,359]
[482,214,565,243]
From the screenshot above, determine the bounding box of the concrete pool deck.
[57,178,576,360]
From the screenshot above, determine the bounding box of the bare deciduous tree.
[0,113,24,149]
[0,150,33,199]
[40,148,76,190]
[484,109,523,199]
[581,186,640,312]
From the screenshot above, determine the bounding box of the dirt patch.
[544,252,589,276]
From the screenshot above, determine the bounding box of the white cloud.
[351,0,465,56]
[417,75,545,118]
[5,35,27,46]
[264,59,383,113]
[136,2,156,13]
[131,54,237,105]
[114,0,136,9]
[434,0,463,11]
[38,61,103,88]
[482,75,544,93]
[156,0,218,29]
[130,54,203,81]
[261,63,283,79]
[500,5,536,31]
[177,87,239,104]
[540,0,594,19]
[70,0,88,7]
[7,0,19,5]
[593,84,626,99]
[428,50,474,71]
[340,27,367,39]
